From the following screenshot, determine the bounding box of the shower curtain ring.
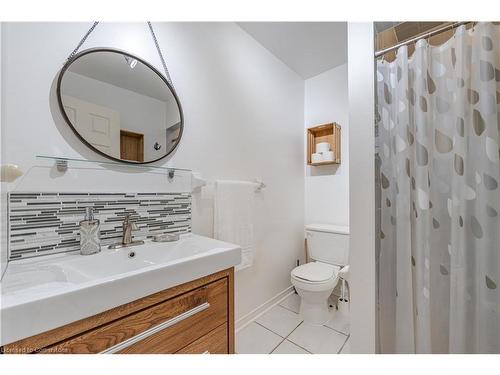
[381,51,388,63]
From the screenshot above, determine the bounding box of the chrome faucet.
[108,214,145,249]
[122,214,137,245]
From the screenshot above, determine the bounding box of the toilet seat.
[292,262,339,282]
[291,262,340,292]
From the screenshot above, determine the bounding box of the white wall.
[0,22,305,320]
[0,23,7,278]
[347,22,376,353]
[304,64,349,226]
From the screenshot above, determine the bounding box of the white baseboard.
[235,285,295,333]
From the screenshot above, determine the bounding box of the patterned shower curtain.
[376,23,500,354]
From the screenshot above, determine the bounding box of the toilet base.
[296,288,333,325]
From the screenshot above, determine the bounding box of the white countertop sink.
[0,233,241,346]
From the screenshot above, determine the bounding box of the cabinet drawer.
[44,278,228,354]
[176,324,228,354]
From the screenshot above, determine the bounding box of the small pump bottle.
[79,207,101,255]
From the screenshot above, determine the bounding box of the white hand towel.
[214,180,255,271]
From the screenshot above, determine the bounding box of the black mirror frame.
[56,47,184,165]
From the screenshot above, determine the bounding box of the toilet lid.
[292,262,339,283]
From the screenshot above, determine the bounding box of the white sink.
[0,233,241,346]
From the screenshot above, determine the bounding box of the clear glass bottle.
[79,207,101,255]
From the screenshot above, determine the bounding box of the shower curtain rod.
[374,21,473,58]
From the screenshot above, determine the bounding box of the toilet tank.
[305,223,349,266]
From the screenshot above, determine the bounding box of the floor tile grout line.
[274,303,301,316]
[261,313,295,354]
[254,321,287,339]
[254,307,304,339]
[282,339,313,354]
[254,319,305,349]
[282,321,317,354]
[322,323,349,337]
[337,335,350,354]
[273,300,312,348]
[279,320,313,354]
[284,320,304,340]
[277,302,300,315]
[269,336,287,354]
[286,321,347,355]
[238,302,303,354]
[239,322,285,354]
[240,320,345,355]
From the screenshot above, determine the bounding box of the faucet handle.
[123,214,138,229]
[125,214,138,230]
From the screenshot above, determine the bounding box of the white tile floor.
[236,293,350,354]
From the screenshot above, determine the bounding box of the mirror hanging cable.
[65,21,174,90]
[66,22,100,62]
[147,22,173,87]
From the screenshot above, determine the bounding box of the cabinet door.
[176,324,228,354]
[44,278,228,354]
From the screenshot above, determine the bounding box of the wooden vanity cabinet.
[2,268,234,354]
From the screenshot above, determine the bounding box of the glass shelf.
[36,155,192,174]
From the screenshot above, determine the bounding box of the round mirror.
[57,48,183,164]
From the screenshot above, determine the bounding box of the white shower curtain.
[377,23,500,354]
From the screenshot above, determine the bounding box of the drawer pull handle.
[203,350,210,354]
[100,302,211,354]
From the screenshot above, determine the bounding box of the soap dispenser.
[79,207,101,255]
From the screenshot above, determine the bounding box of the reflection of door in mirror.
[120,130,144,162]
[62,95,121,158]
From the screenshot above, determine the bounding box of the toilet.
[291,223,349,325]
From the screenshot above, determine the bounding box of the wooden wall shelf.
[309,161,337,166]
[307,123,341,165]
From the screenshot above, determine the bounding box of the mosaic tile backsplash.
[8,192,191,260]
